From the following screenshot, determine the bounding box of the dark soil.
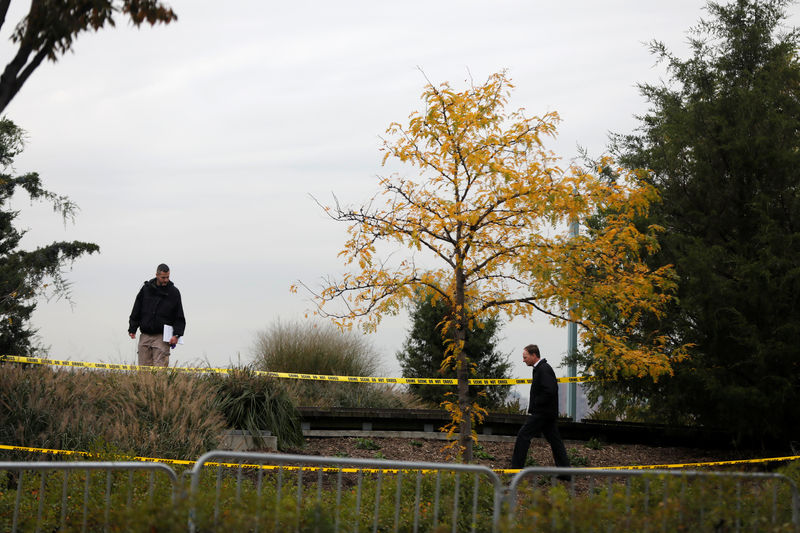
[283,436,771,471]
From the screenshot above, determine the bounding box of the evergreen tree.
[397,292,511,409]
[587,0,800,446]
[0,119,99,354]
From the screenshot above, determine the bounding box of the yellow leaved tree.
[295,71,686,461]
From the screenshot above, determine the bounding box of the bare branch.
[0,0,11,33]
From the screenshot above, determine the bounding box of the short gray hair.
[523,344,540,357]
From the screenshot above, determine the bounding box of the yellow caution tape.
[0,355,230,375]
[0,444,195,466]
[498,455,800,473]
[0,444,465,474]
[0,355,593,384]
[592,455,800,471]
[2,443,797,474]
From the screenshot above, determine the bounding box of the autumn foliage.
[296,71,686,460]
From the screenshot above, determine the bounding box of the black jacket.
[128,278,186,337]
[528,358,559,417]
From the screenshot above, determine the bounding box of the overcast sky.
[4,1,798,392]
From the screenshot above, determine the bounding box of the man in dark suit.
[510,344,571,470]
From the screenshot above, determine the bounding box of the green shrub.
[474,444,495,460]
[281,379,423,409]
[2,461,795,532]
[204,367,303,450]
[182,467,495,532]
[586,437,603,450]
[777,459,800,484]
[524,456,540,467]
[0,464,179,532]
[355,438,380,450]
[492,396,527,415]
[508,473,796,532]
[567,447,589,467]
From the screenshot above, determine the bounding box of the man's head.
[155,263,170,286]
[522,344,540,367]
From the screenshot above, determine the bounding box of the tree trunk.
[454,264,472,462]
[456,330,472,462]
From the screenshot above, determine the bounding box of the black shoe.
[556,474,572,482]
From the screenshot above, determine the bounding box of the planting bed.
[284,436,777,471]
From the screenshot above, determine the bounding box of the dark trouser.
[511,413,570,469]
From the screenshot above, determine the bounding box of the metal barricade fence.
[2,454,799,532]
[506,467,800,532]
[0,461,179,533]
[187,450,505,533]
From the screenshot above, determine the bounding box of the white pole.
[567,218,579,420]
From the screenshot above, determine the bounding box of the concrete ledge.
[297,407,526,436]
[297,408,744,448]
[219,430,278,452]
[303,429,516,443]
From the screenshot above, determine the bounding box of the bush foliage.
[252,320,425,409]
[587,0,800,445]
[0,364,225,459]
[2,460,797,532]
[204,367,304,450]
[397,291,512,409]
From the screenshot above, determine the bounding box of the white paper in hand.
[163,325,184,344]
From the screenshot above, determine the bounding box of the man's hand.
[128,332,136,339]
[170,335,178,348]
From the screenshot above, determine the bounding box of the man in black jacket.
[510,344,570,470]
[128,263,186,367]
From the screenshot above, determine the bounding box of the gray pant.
[137,332,170,367]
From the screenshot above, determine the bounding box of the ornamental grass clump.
[252,320,424,409]
[0,363,225,460]
[0,364,110,454]
[204,366,304,450]
[103,369,226,459]
[253,319,378,376]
